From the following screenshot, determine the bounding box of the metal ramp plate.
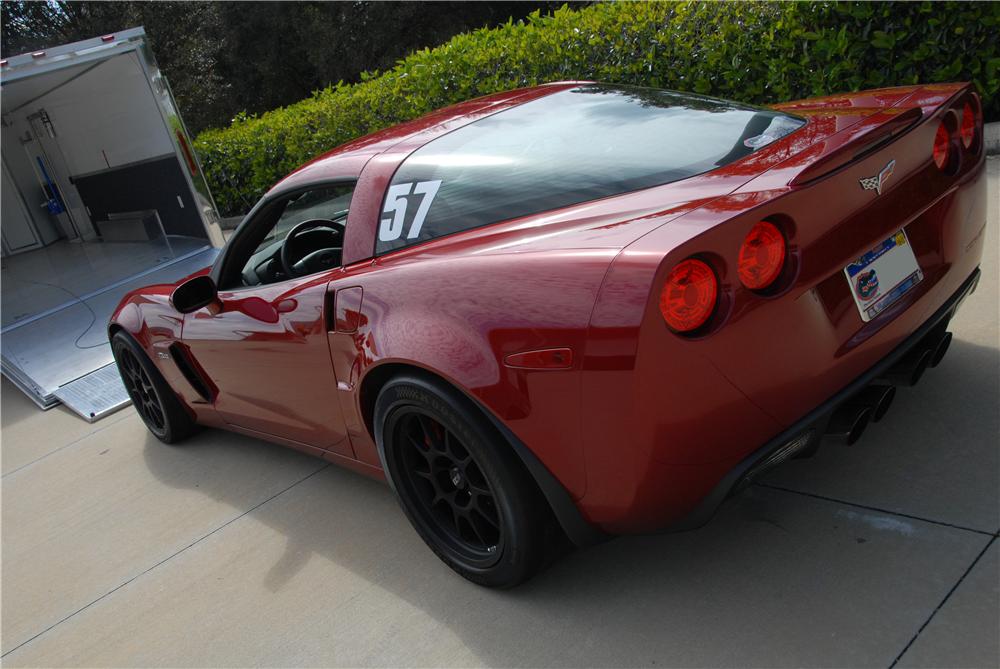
[2,244,218,417]
[52,363,131,422]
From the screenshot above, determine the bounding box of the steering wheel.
[279,217,346,278]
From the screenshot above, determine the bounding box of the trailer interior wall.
[22,52,174,174]
[1,29,222,417]
[2,122,62,250]
[2,51,210,246]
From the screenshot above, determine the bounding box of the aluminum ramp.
[1,245,219,418]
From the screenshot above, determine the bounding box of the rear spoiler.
[789,106,923,186]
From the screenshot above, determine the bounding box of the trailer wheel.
[111,331,197,443]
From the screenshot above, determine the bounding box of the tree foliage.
[192,1,1000,216]
[210,2,575,124]
[0,1,573,134]
[4,1,996,216]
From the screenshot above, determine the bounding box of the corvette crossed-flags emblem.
[859,159,896,195]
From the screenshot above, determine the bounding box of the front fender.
[109,285,183,351]
[109,285,214,422]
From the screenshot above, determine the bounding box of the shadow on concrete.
[762,336,1000,533]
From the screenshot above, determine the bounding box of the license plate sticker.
[844,230,923,322]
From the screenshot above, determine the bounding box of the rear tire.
[374,374,557,588]
[111,331,197,444]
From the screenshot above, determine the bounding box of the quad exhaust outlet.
[825,330,952,445]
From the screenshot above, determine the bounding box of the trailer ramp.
[52,363,130,422]
[1,245,218,418]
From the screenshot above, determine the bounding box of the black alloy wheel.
[395,410,504,566]
[118,344,167,434]
[111,331,197,444]
[374,374,560,588]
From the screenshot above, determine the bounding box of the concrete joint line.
[755,482,995,537]
[887,535,997,668]
[1,411,135,480]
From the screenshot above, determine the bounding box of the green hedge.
[195,1,1000,216]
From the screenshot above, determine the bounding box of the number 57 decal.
[379,180,442,242]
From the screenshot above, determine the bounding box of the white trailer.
[1,27,224,419]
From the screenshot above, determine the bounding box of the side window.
[232,184,354,288]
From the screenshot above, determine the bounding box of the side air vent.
[168,343,215,402]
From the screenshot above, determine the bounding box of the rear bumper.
[668,266,981,531]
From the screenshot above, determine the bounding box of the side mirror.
[170,275,219,314]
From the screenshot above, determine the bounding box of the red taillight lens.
[960,101,976,148]
[932,121,951,170]
[659,259,718,332]
[738,221,786,290]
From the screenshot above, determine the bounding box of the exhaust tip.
[871,385,896,422]
[826,405,873,446]
[930,331,953,368]
[909,349,933,385]
[845,408,872,446]
[879,348,934,387]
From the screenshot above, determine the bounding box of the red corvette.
[110,82,987,587]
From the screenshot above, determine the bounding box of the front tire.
[111,331,197,444]
[374,374,556,588]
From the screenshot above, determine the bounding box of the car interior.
[238,184,355,287]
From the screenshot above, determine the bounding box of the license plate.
[844,229,922,322]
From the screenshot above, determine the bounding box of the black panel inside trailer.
[72,156,207,239]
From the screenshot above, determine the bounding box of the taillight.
[932,121,952,170]
[960,100,977,149]
[659,258,718,332]
[738,221,786,290]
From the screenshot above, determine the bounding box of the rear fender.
[350,318,589,496]
[579,218,785,531]
[337,249,618,502]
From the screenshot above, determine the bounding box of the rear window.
[376,84,804,254]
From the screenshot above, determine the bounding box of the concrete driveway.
[3,158,998,668]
